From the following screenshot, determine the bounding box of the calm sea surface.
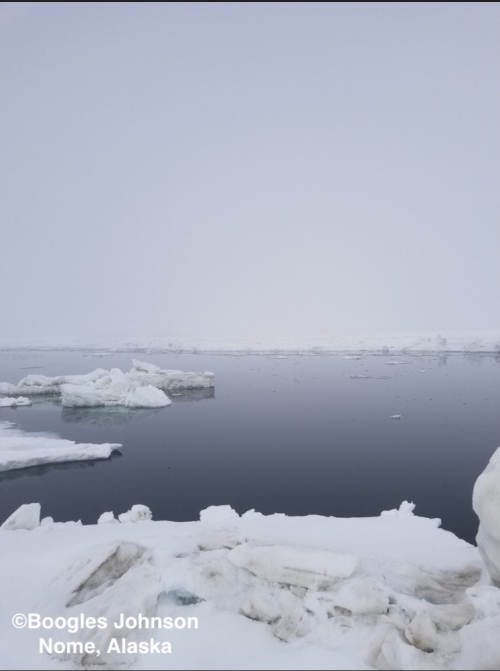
[0,350,499,544]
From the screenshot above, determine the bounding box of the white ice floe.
[61,368,171,408]
[390,414,402,419]
[0,421,121,472]
[128,359,215,390]
[0,360,214,408]
[0,496,495,670]
[0,396,31,407]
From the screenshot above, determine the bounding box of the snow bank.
[0,421,121,473]
[473,445,500,585]
[0,396,31,407]
[1,499,495,670]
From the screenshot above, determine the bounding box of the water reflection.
[61,406,164,426]
[168,388,215,403]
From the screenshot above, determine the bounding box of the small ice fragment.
[229,544,358,589]
[118,504,153,523]
[391,414,402,419]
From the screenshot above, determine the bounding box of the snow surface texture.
[0,421,121,473]
[0,330,499,354]
[0,360,214,408]
[1,494,499,670]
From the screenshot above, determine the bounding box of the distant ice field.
[0,350,499,544]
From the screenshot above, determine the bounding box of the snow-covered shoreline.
[0,331,499,355]
[0,494,498,670]
[2,446,500,669]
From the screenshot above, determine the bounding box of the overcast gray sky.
[1,2,498,341]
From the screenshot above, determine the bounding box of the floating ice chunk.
[129,359,215,390]
[61,368,171,408]
[381,501,416,517]
[0,421,121,472]
[1,503,40,530]
[0,396,31,407]
[343,355,363,360]
[118,505,153,523]
[0,361,214,400]
[473,446,500,585]
[385,361,412,365]
[391,414,402,419]
[228,544,358,589]
[419,369,427,373]
[97,512,119,525]
[41,516,54,526]
[5,369,109,396]
[200,505,239,523]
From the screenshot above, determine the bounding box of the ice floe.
[0,421,121,473]
[128,359,215,390]
[0,360,214,408]
[0,396,31,407]
[61,368,171,408]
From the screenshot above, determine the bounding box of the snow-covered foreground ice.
[1,493,500,670]
[0,421,121,473]
[473,446,500,587]
[0,360,214,408]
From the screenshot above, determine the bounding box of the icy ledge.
[2,472,500,670]
[0,421,121,472]
[0,360,214,408]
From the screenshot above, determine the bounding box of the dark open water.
[0,350,499,544]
